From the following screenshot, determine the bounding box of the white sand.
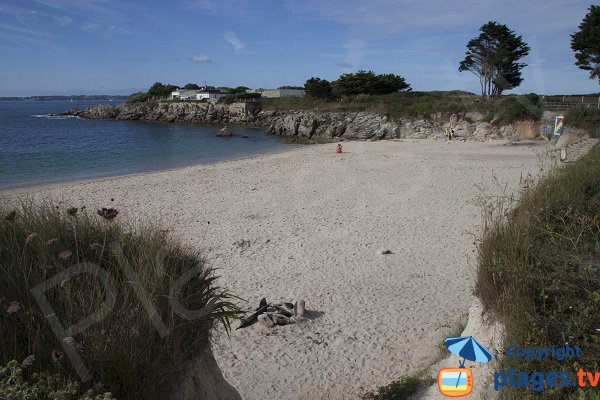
[2,139,548,400]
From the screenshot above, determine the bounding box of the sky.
[0,0,598,96]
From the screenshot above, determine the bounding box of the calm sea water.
[0,100,296,189]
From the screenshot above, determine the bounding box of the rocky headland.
[66,101,519,141]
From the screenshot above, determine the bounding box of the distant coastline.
[0,95,128,101]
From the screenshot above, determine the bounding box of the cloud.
[297,0,592,34]
[223,31,245,53]
[190,54,213,63]
[54,15,72,26]
[80,21,101,31]
[127,56,150,63]
[341,39,366,70]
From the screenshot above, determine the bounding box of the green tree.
[571,5,600,84]
[147,82,178,99]
[332,70,410,96]
[277,85,304,90]
[459,21,530,97]
[183,83,201,90]
[304,77,333,98]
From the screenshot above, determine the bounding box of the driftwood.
[237,298,306,330]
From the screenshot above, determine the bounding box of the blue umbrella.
[444,336,493,388]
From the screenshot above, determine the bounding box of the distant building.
[170,88,229,103]
[248,88,305,98]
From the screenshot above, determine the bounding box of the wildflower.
[6,301,20,314]
[67,207,78,217]
[47,238,58,246]
[97,208,119,220]
[58,250,72,260]
[4,210,16,221]
[25,233,38,244]
[21,355,35,368]
[51,350,64,362]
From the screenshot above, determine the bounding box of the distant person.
[445,127,454,140]
[336,144,343,153]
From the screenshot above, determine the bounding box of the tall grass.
[0,200,241,399]
[477,144,600,399]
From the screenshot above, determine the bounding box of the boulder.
[217,126,232,137]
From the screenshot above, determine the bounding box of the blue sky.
[0,0,598,96]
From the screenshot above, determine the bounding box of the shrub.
[0,201,241,400]
[565,106,600,138]
[126,92,149,104]
[491,95,542,125]
[0,360,112,399]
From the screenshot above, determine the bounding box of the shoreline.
[0,145,303,195]
[1,139,547,399]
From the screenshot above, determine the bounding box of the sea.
[0,100,297,190]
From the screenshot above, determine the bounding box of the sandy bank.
[2,139,548,399]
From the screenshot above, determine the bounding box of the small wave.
[31,114,81,120]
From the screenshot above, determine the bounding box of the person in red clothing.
[335,143,343,153]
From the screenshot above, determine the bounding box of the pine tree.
[571,5,600,84]
[459,22,530,97]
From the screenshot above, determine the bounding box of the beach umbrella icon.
[444,336,493,389]
[444,335,493,366]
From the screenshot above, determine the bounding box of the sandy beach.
[2,139,548,399]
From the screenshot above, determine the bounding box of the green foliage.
[491,94,542,125]
[371,374,426,400]
[277,85,303,90]
[304,77,333,99]
[565,106,600,138]
[126,92,149,104]
[0,201,242,400]
[333,70,410,96]
[0,361,112,400]
[182,83,201,90]
[459,21,530,97]
[146,82,178,100]
[476,144,600,399]
[571,5,600,84]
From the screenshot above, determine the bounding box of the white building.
[170,89,229,103]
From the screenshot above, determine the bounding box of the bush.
[477,144,600,399]
[0,360,112,399]
[491,95,542,125]
[0,201,241,399]
[565,106,600,138]
[126,92,149,104]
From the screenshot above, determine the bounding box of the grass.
[0,200,241,399]
[476,144,600,399]
[260,91,543,125]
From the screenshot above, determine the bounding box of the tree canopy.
[332,70,410,96]
[183,83,201,90]
[459,21,530,97]
[147,82,178,99]
[304,77,333,98]
[571,5,600,84]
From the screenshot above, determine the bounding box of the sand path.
[2,139,546,399]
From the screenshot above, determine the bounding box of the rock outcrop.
[66,102,521,141]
